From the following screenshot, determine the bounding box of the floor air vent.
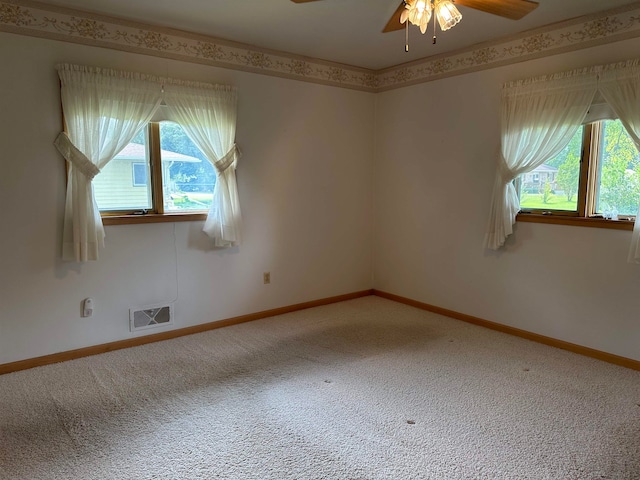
[130,303,174,332]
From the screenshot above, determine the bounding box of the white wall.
[374,37,640,361]
[0,33,374,364]
[3,29,640,366]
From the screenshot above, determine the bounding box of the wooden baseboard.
[0,289,374,375]
[5,288,637,375]
[373,290,640,371]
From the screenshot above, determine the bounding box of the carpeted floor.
[1,296,639,479]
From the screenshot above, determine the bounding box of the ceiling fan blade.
[382,1,407,33]
[290,0,322,3]
[455,0,539,20]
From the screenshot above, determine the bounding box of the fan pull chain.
[405,18,409,52]
[432,7,437,44]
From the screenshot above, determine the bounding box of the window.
[517,119,640,227]
[132,163,148,187]
[93,122,217,219]
[56,63,241,261]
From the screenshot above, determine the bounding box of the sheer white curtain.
[485,70,598,250]
[164,81,242,247]
[598,60,640,263]
[55,64,162,261]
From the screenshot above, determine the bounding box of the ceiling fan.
[290,0,539,35]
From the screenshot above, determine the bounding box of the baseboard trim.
[373,290,640,371]
[0,289,374,375]
[5,288,637,375]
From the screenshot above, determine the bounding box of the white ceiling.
[36,0,640,70]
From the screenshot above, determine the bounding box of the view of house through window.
[519,127,582,212]
[93,122,216,214]
[518,119,640,219]
[94,132,152,211]
[132,163,148,187]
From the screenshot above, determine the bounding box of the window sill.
[516,213,634,231]
[102,212,207,226]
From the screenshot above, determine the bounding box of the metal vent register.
[129,304,173,332]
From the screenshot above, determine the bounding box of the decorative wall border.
[2,0,640,92]
[376,2,640,91]
[0,0,377,92]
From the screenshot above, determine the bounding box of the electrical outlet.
[82,298,94,317]
[263,272,271,284]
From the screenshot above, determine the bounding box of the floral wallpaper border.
[0,0,378,91]
[1,0,640,92]
[376,2,640,91]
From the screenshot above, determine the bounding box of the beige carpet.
[1,297,639,479]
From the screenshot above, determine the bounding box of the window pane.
[519,127,583,212]
[595,119,640,217]
[94,129,152,211]
[159,122,216,212]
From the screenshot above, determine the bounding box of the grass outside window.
[516,119,639,230]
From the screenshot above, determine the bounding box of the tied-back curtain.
[485,70,598,250]
[598,60,640,263]
[56,64,162,261]
[164,81,242,247]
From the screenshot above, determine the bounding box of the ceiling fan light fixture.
[402,0,461,34]
[406,0,432,29]
[413,0,430,14]
[434,0,462,31]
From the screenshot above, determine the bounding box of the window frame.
[100,122,208,225]
[516,121,635,231]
